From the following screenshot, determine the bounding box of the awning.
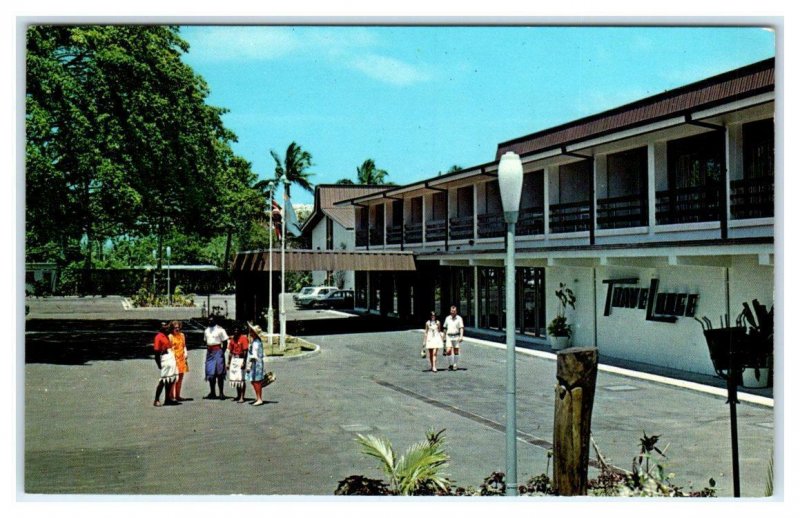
[233,249,417,272]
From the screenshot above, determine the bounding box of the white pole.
[280,181,287,351]
[166,246,171,305]
[267,186,274,350]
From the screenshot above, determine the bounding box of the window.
[392,199,403,225]
[558,160,591,204]
[431,192,447,221]
[667,131,723,189]
[456,186,473,217]
[355,271,367,308]
[605,147,647,198]
[521,171,544,209]
[410,197,423,223]
[743,119,774,179]
[484,180,502,213]
[325,217,333,250]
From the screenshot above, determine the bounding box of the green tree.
[356,158,389,185]
[25,25,254,285]
[270,141,314,202]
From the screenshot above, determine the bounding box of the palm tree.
[270,141,314,200]
[356,158,389,185]
[355,429,450,495]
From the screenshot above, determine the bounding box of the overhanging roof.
[233,249,417,272]
[496,57,775,159]
[302,184,392,232]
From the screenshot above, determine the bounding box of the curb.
[265,342,321,362]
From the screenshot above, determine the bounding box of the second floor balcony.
[386,224,403,245]
[426,219,446,242]
[356,229,368,247]
[369,228,384,246]
[597,194,647,229]
[550,201,591,234]
[730,176,774,219]
[449,215,474,240]
[656,184,721,225]
[405,222,423,244]
[477,213,504,238]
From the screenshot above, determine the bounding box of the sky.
[178,25,775,207]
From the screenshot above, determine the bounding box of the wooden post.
[552,346,599,496]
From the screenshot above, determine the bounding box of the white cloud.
[348,53,431,86]
[184,26,433,87]
[185,26,302,61]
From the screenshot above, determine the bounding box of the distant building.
[300,184,392,288]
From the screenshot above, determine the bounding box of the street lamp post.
[498,151,524,496]
[280,177,289,351]
[166,246,172,305]
[267,181,275,352]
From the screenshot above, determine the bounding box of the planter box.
[549,335,571,350]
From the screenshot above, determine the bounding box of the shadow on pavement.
[288,314,418,336]
[24,318,211,365]
[25,314,416,365]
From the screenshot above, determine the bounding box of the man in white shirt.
[443,305,464,371]
[203,316,229,399]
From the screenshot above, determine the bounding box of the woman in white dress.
[422,311,444,372]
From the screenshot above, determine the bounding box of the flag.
[284,199,303,237]
[271,200,283,240]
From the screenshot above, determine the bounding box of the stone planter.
[549,335,571,350]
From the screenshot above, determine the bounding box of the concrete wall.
[546,262,774,376]
[309,216,356,289]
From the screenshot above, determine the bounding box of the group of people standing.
[153,316,270,407]
[422,305,465,372]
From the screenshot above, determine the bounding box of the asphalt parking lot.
[22,296,775,497]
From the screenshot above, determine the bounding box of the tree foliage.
[25,25,263,274]
[270,141,314,201]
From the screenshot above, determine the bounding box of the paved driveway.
[23,316,773,497]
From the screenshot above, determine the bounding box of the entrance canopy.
[233,249,416,272]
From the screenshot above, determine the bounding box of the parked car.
[293,287,315,304]
[296,286,338,308]
[312,289,355,310]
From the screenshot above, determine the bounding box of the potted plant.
[547,282,576,350]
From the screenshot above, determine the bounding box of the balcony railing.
[656,184,721,225]
[369,228,384,246]
[449,215,474,240]
[730,176,774,219]
[404,222,423,244]
[386,225,403,245]
[550,201,591,233]
[518,207,545,236]
[597,194,647,229]
[426,219,446,242]
[356,229,368,247]
[477,213,505,238]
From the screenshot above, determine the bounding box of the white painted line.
[416,330,774,408]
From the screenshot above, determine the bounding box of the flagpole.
[267,183,274,353]
[280,179,287,351]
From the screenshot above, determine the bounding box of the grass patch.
[262,335,317,357]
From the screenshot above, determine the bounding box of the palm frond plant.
[352,429,450,495]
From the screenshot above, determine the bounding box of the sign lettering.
[603,278,698,322]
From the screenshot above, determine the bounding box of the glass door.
[518,267,546,337]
